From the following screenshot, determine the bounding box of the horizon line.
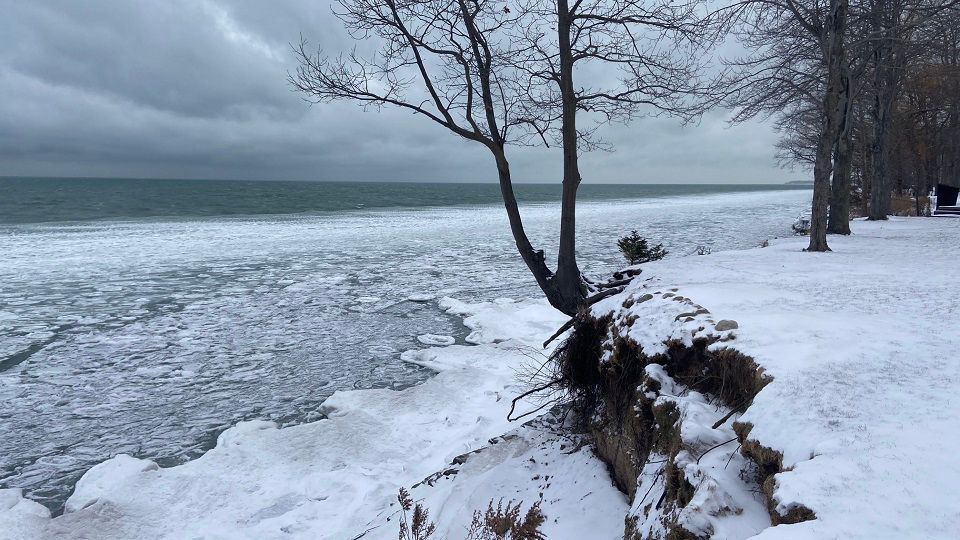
[0,175,804,186]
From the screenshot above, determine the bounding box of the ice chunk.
[416,334,455,346]
[64,455,159,513]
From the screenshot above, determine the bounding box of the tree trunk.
[867,1,900,220]
[809,127,834,251]
[808,0,848,252]
[462,0,581,316]
[552,0,587,313]
[828,68,853,235]
[868,72,894,220]
[492,151,560,299]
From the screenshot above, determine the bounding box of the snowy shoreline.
[0,188,809,509]
[3,217,958,539]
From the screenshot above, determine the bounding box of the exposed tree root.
[548,310,815,539]
[733,422,817,526]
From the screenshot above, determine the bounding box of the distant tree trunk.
[810,130,834,251]
[867,1,900,220]
[868,62,895,220]
[808,0,849,252]
[828,68,853,235]
[829,132,854,234]
[552,0,587,314]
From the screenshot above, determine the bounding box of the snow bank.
[439,297,567,345]
[0,490,48,520]
[599,217,960,539]
[624,366,769,540]
[416,333,456,346]
[405,413,629,539]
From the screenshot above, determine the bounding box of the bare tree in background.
[862,0,958,219]
[725,0,851,251]
[293,0,722,314]
[734,0,957,228]
[761,3,876,235]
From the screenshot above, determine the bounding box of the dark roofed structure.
[934,183,960,216]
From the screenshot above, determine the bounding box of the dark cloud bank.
[0,0,801,183]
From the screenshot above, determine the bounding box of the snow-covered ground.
[3,216,957,539]
[597,216,960,539]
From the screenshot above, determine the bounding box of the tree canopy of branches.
[723,0,853,251]
[726,0,959,243]
[292,0,570,309]
[293,0,724,314]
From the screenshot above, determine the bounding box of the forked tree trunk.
[551,0,587,314]
[808,0,849,252]
[464,0,582,316]
[493,149,582,315]
[493,152,554,296]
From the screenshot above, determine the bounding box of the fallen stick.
[585,286,624,305]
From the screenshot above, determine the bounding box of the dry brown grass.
[396,489,546,540]
[398,488,438,540]
[466,500,546,540]
[890,194,930,216]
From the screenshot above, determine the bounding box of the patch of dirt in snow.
[550,290,785,539]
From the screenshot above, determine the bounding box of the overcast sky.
[0,0,803,184]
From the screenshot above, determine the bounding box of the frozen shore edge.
[2,216,958,539]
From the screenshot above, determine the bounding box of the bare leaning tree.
[291,0,572,310]
[293,0,725,314]
[508,0,727,307]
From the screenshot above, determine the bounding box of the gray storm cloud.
[0,0,801,183]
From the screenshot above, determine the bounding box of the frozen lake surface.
[0,187,809,510]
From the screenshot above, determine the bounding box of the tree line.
[726,0,960,249]
[291,0,959,315]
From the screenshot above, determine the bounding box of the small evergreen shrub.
[617,231,667,265]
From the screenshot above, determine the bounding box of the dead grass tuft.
[890,194,930,216]
[398,488,437,540]
[397,490,546,540]
[467,500,547,540]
